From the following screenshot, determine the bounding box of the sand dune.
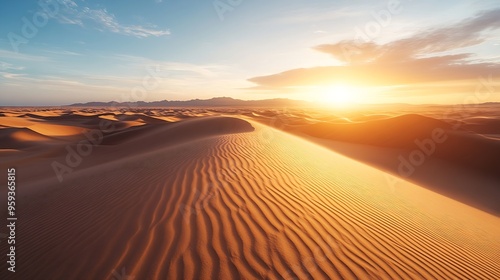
[461,116,500,134]
[0,115,87,137]
[246,109,500,215]
[0,127,61,149]
[1,111,499,280]
[289,114,500,178]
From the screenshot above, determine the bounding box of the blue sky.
[0,0,499,105]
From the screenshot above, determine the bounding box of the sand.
[246,106,500,215]
[0,107,499,279]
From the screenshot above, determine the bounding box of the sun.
[319,85,359,106]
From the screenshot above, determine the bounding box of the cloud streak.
[56,0,170,38]
[0,49,49,61]
[249,9,500,89]
[0,61,25,71]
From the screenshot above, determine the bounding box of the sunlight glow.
[318,85,362,107]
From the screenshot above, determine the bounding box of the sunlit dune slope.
[0,127,61,149]
[1,117,498,280]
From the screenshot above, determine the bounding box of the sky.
[0,0,499,106]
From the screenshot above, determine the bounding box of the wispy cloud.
[112,54,229,77]
[0,61,25,71]
[314,9,500,64]
[55,0,170,38]
[0,51,245,105]
[0,78,134,106]
[0,49,49,61]
[43,50,82,56]
[0,72,130,95]
[249,9,500,89]
[0,72,26,79]
[269,7,364,25]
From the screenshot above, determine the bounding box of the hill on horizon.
[68,97,311,108]
[67,97,500,108]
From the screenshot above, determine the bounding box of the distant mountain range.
[69,97,311,107]
[68,97,500,108]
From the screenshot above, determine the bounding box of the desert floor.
[0,107,499,279]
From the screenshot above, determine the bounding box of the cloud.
[43,50,82,56]
[249,9,500,89]
[249,56,500,87]
[0,72,131,94]
[0,61,25,71]
[0,49,49,61]
[315,9,500,64]
[55,0,170,38]
[0,52,245,105]
[269,7,364,25]
[112,54,230,77]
